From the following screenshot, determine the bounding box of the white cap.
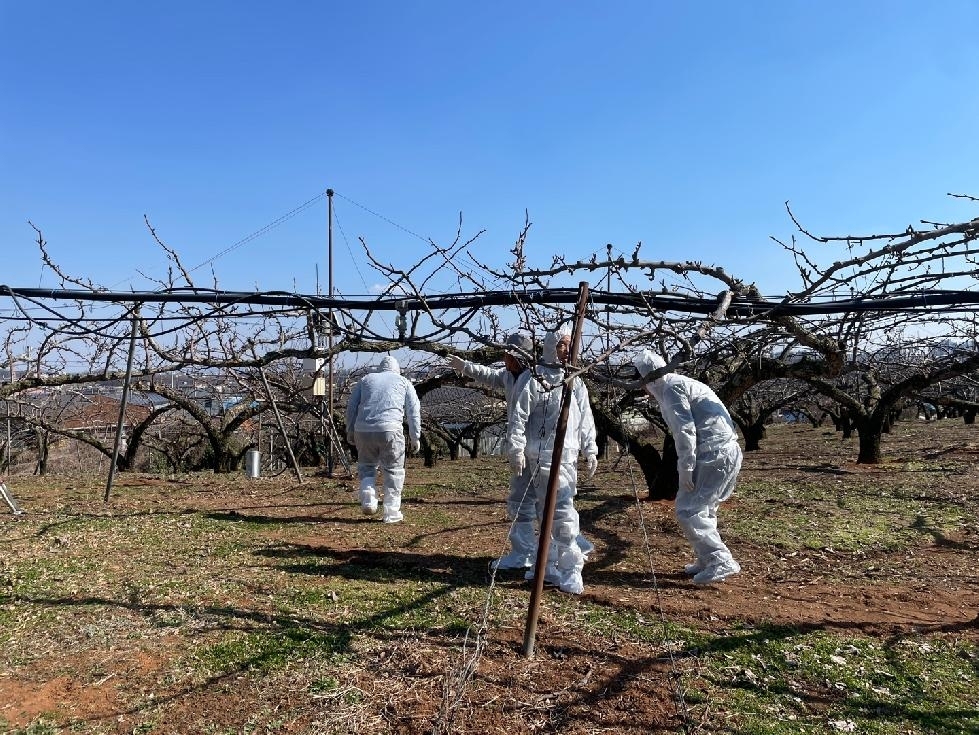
[632,349,666,379]
[504,331,533,355]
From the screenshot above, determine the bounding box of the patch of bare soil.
[0,420,977,733]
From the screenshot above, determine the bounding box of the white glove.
[678,467,695,493]
[447,355,465,374]
[585,454,598,479]
[411,439,421,454]
[509,452,526,477]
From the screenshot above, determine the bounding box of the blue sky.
[3,1,978,299]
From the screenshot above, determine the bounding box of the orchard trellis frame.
[2,199,979,476]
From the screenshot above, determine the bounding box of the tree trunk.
[589,400,666,499]
[596,430,609,459]
[212,436,239,473]
[650,435,678,501]
[421,434,437,468]
[467,429,481,458]
[742,422,763,451]
[34,429,49,476]
[855,415,884,464]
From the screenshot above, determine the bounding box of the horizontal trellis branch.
[3,285,979,317]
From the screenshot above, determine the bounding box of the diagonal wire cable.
[188,192,327,274]
[331,199,391,335]
[432,381,557,733]
[333,190,431,244]
[624,449,696,733]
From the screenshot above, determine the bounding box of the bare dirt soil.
[0,420,977,734]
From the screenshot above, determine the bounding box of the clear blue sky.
[3,1,978,299]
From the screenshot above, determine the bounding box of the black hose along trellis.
[5,283,979,315]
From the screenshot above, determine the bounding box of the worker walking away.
[346,355,421,524]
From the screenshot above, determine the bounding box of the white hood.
[542,327,571,366]
[379,355,400,374]
[633,349,666,379]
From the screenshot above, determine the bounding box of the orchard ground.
[0,419,977,734]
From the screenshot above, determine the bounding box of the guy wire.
[625,450,696,734]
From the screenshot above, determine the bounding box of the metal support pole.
[5,348,28,471]
[522,281,590,658]
[327,188,335,476]
[5,361,12,471]
[105,307,140,502]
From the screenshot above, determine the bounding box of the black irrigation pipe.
[2,285,979,316]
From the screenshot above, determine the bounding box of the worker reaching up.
[447,332,595,569]
[505,327,598,595]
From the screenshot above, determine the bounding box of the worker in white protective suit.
[505,328,598,594]
[632,349,742,584]
[346,355,422,524]
[447,333,595,570]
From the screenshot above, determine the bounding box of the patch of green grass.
[287,579,475,633]
[0,718,61,735]
[576,602,706,647]
[732,480,971,552]
[405,506,455,526]
[309,676,364,704]
[685,627,979,734]
[898,459,953,473]
[308,676,340,693]
[406,482,458,499]
[373,585,472,631]
[201,512,290,534]
[194,626,350,676]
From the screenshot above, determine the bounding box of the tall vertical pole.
[604,246,612,460]
[5,354,14,471]
[105,306,140,502]
[326,188,335,477]
[8,347,30,470]
[605,244,612,355]
[522,281,590,658]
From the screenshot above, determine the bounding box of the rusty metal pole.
[522,281,590,658]
[104,305,140,502]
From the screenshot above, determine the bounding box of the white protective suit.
[453,333,595,570]
[346,355,422,523]
[633,349,742,584]
[505,329,598,594]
